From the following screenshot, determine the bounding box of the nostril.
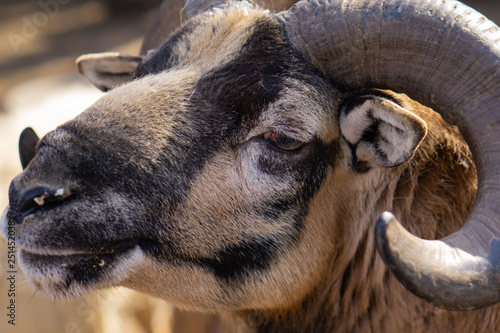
[14,186,67,223]
[25,187,65,206]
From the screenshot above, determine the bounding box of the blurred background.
[0,0,499,332]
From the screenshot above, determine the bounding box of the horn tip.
[375,211,400,253]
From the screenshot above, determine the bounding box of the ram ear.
[19,127,39,170]
[340,94,428,170]
[76,52,143,92]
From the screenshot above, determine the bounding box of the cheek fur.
[151,136,338,284]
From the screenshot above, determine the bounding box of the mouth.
[0,202,149,299]
[0,202,144,299]
[19,240,136,270]
[1,202,164,299]
[18,244,144,299]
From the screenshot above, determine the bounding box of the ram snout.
[1,128,149,299]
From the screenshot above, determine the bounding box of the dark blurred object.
[103,0,162,12]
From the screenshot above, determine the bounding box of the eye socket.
[262,132,303,152]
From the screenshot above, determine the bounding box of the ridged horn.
[282,0,500,310]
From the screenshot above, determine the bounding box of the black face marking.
[140,236,280,283]
[192,18,299,132]
[196,238,278,282]
[134,21,198,78]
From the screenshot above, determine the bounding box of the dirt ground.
[0,0,499,332]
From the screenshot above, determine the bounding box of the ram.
[2,0,500,331]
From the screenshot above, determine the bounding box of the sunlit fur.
[2,3,499,333]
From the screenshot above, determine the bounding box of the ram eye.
[263,132,303,151]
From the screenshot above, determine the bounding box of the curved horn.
[283,0,500,310]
